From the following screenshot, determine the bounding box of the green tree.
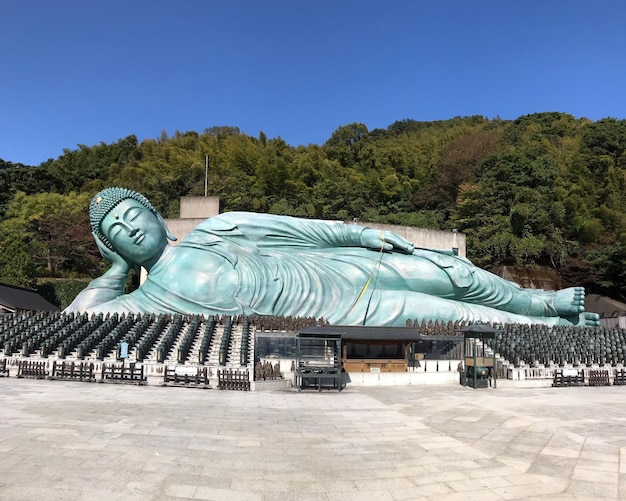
[0,192,96,280]
[324,123,369,167]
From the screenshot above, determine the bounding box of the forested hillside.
[2,112,625,306]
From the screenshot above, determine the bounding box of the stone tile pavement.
[1,378,625,500]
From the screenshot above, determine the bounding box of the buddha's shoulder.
[151,245,234,274]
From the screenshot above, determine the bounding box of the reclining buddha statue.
[66,187,600,328]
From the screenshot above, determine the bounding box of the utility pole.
[204,155,209,197]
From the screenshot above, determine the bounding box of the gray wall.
[164,218,206,245]
[179,196,220,219]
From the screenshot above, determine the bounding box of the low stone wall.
[273,358,462,387]
[346,370,460,386]
[7,353,625,390]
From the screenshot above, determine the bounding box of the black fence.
[217,369,250,391]
[101,362,147,385]
[163,366,210,388]
[50,360,95,382]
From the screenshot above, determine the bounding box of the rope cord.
[344,231,386,324]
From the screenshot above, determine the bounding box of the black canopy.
[455,323,501,338]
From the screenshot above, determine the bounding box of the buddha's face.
[100,199,168,266]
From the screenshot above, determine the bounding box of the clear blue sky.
[2,0,625,166]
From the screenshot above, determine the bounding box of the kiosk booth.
[295,331,343,391]
[457,324,500,389]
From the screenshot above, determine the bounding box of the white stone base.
[345,370,460,386]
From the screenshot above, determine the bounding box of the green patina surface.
[66,188,600,327]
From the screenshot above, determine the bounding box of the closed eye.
[108,223,123,241]
[126,207,143,222]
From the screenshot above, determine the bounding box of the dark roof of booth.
[298,325,462,341]
[0,283,60,313]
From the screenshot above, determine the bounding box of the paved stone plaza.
[1,379,625,500]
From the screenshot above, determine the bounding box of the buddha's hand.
[360,229,414,254]
[94,234,132,274]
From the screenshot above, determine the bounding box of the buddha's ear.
[156,213,178,242]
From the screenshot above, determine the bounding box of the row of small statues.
[405,318,472,333]
[253,315,330,332]
[255,360,282,380]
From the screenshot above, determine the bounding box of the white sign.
[175,366,198,376]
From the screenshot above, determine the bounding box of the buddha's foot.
[552,286,585,316]
[559,311,600,327]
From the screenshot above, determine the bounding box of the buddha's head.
[90,187,176,266]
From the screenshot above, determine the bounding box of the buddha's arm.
[65,235,132,313]
[202,212,413,253]
[65,267,129,313]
